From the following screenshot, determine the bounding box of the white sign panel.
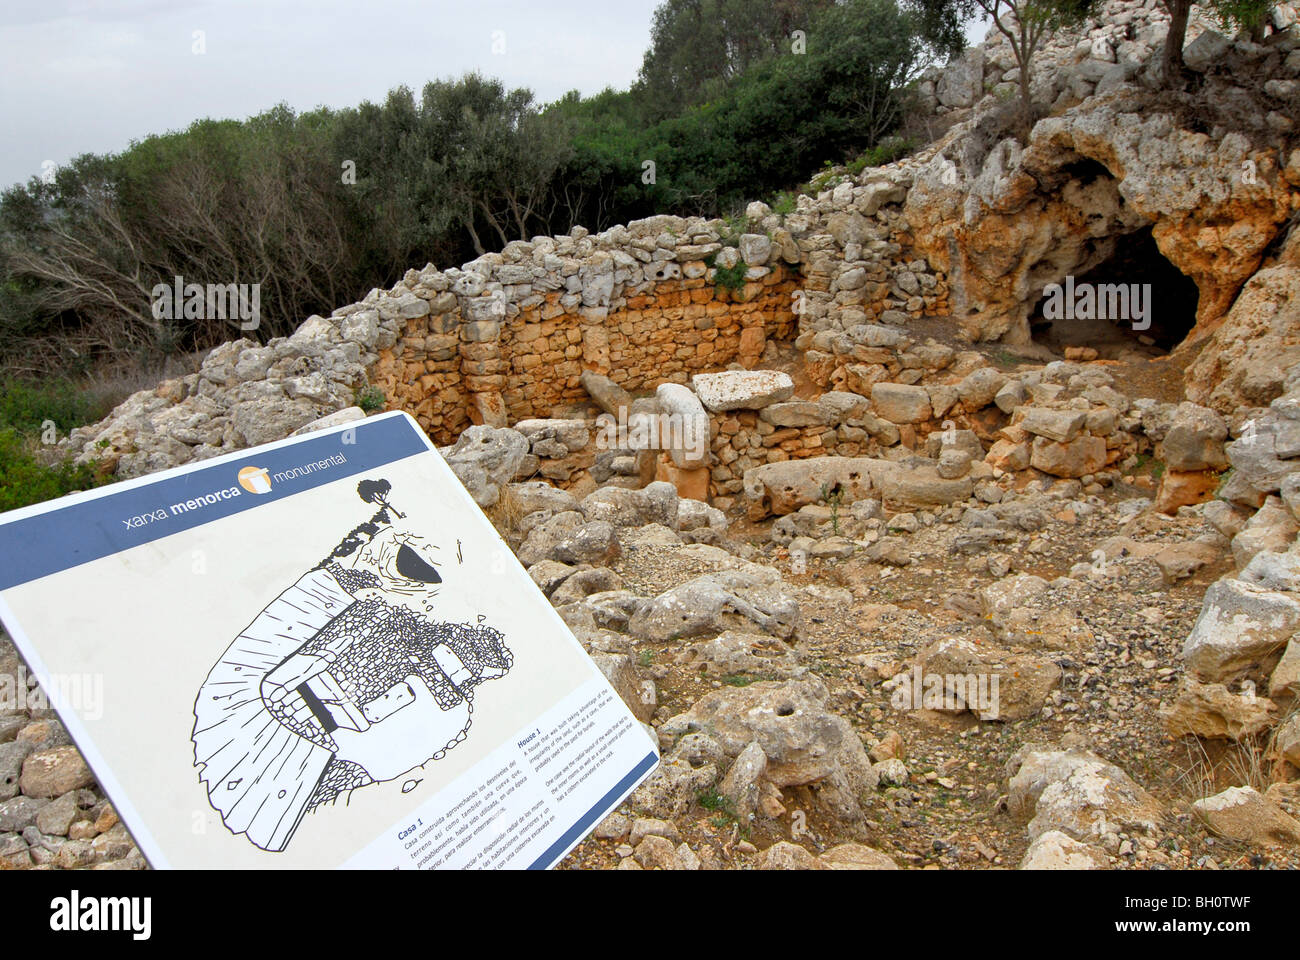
[0,411,658,868]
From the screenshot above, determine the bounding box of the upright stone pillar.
[460,293,508,427]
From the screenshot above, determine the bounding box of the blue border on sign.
[527,751,660,870]
[0,415,427,591]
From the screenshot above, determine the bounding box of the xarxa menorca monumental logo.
[236,465,272,494]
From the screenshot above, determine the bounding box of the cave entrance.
[1030,226,1200,357]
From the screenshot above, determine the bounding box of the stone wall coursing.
[508,400,937,504]
[502,399,923,503]
[63,219,804,471]
[709,411,835,498]
[365,239,800,446]
[372,310,471,443]
[500,267,798,406]
[58,0,1300,478]
[751,186,951,340]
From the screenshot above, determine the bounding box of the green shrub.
[1215,467,1235,496]
[0,429,108,513]
[809,168,841,193]
[705,254,749,292]
[859,136,915,168]
[697,787,737,813]
[770,191,798,217]
[820,482,845,535]
[354,386,386,413]
[0,378,107,435]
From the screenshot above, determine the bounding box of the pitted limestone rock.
[659,678,878,812]
[627,571,801,641]
[1008,746,1163,842]
[441,425,529,508]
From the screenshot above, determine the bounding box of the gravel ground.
[559,468,1300,870]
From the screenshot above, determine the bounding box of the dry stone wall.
[22,0,1300,876]
[59,0,1300,487]
[368,254,801,445]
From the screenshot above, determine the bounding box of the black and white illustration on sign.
[191,478,515,852]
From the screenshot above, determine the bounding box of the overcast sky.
[1,0,988,191]
[0,0,666,189]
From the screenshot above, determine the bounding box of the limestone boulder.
[1161,402,1229,471]
[742,457,894,518]
[912,636,1061,721]
[1160,675,1278,740]
[580,482,679,528]
[441,425,529,508]
[691,371,794,412]
[1030,435,1108,478]
[581,370,632,416]
[655,383,711,469]
[628,572,801,641]
[1192,786,1300,847]
[1008,747,1163,842]
[1182,578,1300,681]
[1019,830,1110,869]
[659,678,878,802]
[675,631,804,680]
[871,383,932,424]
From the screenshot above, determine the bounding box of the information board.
[0,411,658,868]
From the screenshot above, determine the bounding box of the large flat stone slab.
[742,456,895,518]
[691,371,795,412]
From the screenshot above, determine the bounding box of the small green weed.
[354,386,386,413]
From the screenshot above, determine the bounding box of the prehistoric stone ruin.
[5,0,1300,870]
